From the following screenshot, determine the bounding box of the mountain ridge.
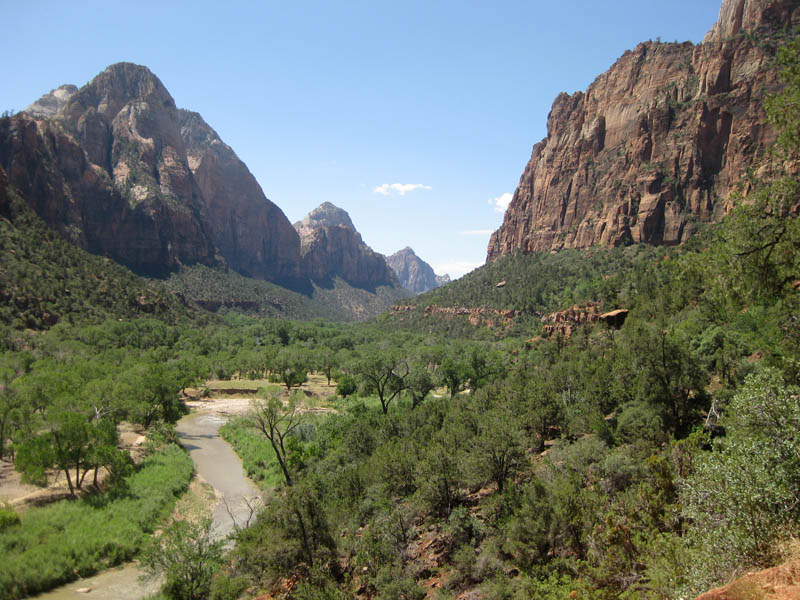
[2,62,409,299]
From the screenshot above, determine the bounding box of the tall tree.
[247,392,304,486]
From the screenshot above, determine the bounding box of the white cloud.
[489,192,513,213]
[374,183,432,196]
[431,260,484,279]
[459,229,493,236]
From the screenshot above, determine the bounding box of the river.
[32,408,260,599]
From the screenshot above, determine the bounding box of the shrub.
[0,502,20,532]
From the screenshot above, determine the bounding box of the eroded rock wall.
[1,62,302,279]
[488,0,800,260]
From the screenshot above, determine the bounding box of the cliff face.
[1,62,303,279]
[179,110,301,280]
[1,63,218,276]
[386,247,451,294]
[295,204,399,287]
[0,111,218,275]
[488,0,800,260]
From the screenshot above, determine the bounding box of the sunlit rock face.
[294,203,399,287]
[1,62,302,279]
[488,0,800,261]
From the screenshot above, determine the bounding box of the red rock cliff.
[487,0,800,260]
[1,62,304,280]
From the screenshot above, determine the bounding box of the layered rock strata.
[488,0,800,260]
[179,110,300,279]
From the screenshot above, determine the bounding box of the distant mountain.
[488,0,800,260]
[385,247,450,294]
[294,203,401,289]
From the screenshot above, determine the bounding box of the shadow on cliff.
[277,276,388,297]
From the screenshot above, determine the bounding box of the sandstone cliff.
[385,247,451,294]
[0,110,219,276]
[1,62,303,279]
[488,0,800,260]
[179,110,301,280]
[294,203,399,288]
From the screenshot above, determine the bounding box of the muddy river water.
[32,409,260,599]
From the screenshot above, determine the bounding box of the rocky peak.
[61,62,176,125]
[703,0,800,43]
[487,0,798,261]
[293,203,398,288]
[25,84,78,118]
[1,62,305,279]
[385,247,450,295]
[294,201,356,232]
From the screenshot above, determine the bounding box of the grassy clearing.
[205,373,339,399]
[0,444,194,600]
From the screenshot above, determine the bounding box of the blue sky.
[3,0,722,278]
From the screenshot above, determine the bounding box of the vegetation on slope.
[381,244,675,339]
[0,180,410,331]
[209,35,800,600]
[0,181,193,331]
[1,26,799,600]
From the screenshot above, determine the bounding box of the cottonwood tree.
[406,362,435,409]
[118,363,184,429]
[437,355,470,399]
[247,392,304,486]
[352,351,410,414]
[315,346,337,386]
[15,406,125,495]
[465,346,503,395]
[269,349,309,392]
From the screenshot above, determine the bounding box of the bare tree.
[247,392,303,486]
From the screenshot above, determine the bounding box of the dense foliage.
[1,27,799,600]
[0,184,192,330]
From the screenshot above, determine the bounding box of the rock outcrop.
[385,247,450,294]
[294,203,399,287]
[25,85,78,119]
[539,304,629,338]
[0,109,218,276]
[488,0,800,260]
[0,62,302,279]
[391,304,519,328]
[694,554,800,599]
